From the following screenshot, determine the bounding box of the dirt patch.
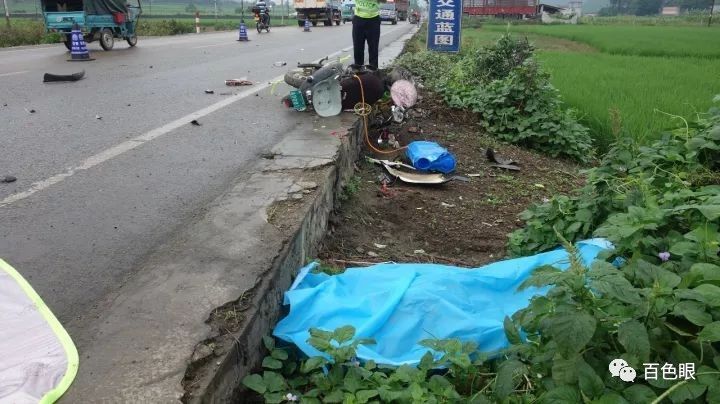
[318,93,584,268]
[522,33,597,53]
[266,170,327,233]
[463,29,597,53]
[182,286,257,402]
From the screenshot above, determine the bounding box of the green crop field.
[465,24,720,150]
[537,52,720,148]
[483,24,720,58]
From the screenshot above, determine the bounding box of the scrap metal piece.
[369,158,461,184]
[367,157,416,171]
[225,79,253,86]
[392,105,406,123]
[486,148,517,166]
[383,165,452,185]
[43,70,85,83]
[490,164,520,171]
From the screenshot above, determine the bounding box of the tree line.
[599,0,715,16]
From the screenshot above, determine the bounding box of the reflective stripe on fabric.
[354,0,379,18]
[0,259,79,404]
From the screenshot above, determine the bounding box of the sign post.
[427,0,462,53]
[3,0,10,28]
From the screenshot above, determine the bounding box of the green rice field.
[466,24,720,150]
[483,24,720,58]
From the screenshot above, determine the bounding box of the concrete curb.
[193,28,419,404]
[194,120,363,403]
[58,27,417,404]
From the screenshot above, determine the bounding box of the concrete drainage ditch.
[182,119,363,403]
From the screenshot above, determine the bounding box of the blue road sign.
[427,0,462,53]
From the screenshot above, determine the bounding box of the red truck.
[388,0,409,21]
[462,0,538,18]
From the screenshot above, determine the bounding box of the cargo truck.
[390,0,409,21]
[294,0,342,27]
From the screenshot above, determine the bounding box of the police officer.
[352,0,384,70]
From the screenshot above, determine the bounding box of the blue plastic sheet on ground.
[406,141,456,174]
[274,239,613,366]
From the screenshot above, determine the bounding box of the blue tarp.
[274,239,612,366]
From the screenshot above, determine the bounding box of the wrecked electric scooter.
[281,61,385,117]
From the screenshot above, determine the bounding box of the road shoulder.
[60,28,417,404]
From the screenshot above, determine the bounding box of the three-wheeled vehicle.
[41,0,142,51]
[341,3,354,24]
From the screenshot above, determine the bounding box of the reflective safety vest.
[354,0,379,19]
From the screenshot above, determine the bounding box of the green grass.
[462,29,595,53]
[0,19,61,47]
[580,13,719,26]
[483,24,720,58]
[537,52,720,150]
[463,26,720,150]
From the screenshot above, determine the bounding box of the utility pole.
[3,0,10,28]
[281,0,284,25]
[710,0,716,27]
[214,0,218,19]
[241,0,245,23]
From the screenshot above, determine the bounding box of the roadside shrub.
[503,98,720,403]
[136,19,194,36]
[212,20,238,31]
[473,34,534,82]
[0,21,61,47]
[394,50,456,89]
[509,97,720,256]
[397,34,593,161]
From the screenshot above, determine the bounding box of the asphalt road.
[0,22,414,332]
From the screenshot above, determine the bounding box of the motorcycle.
[409,13,419,24]
[281,58,386,117]
[254,11,270,33]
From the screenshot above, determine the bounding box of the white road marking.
[0,79,277,207]
[191,42,236,49]
[0,46,58,54]
[0,70,29,77]
[0,25,414,207]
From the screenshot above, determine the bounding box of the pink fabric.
[390,80,418,108]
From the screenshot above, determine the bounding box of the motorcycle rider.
[254,0,271,26]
